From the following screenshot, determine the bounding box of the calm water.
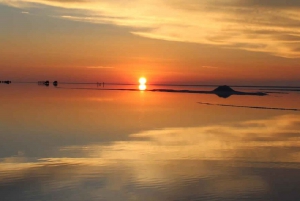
[1,83,300,201]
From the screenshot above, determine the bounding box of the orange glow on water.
[139,84,147,91]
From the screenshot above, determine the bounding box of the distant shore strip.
[198,102,300,112]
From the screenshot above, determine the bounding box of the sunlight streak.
[139,84,146,91]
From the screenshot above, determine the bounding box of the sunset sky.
[1,0,300,85]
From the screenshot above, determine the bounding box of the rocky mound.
[213,85,235,92]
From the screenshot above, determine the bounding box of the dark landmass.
[1,80,11,84]
[212,85,267,98]
[57,85,268,98]
[150,85,267,98]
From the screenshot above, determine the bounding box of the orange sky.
[0,1,300,85]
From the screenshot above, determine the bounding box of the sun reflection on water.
[138,77,147,91]
[139,84,147,91]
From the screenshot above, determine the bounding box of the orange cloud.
[2,0,300,58]
[1,114,300,199]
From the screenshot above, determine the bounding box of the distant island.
[62,84,268,98]
[150,85,267,98]
[212,85,267,98]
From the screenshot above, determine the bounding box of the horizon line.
[9,81,300,89]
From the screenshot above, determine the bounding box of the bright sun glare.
[139,84,146,91]
[139,77,147,85]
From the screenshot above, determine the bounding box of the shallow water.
[1,83,300,201]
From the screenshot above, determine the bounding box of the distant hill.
[213,85,235,92]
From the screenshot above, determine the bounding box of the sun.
[139,77,147,85]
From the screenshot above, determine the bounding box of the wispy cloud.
[2,0,300,58]
[202,66,218,69]
[86,66,114,69]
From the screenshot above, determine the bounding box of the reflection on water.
[1,85,300,200]
[2,114,300,200]
[139,84,147,91]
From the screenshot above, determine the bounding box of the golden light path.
[139,84,147,91]
[138,77,147,91]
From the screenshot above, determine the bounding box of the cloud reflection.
[1,115,300,200]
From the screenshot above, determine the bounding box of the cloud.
[2,0,300,58]
[202,66,218,69]
[86,66,114,69]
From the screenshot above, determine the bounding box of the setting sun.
[139,77,147,85]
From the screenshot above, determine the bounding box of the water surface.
[1,83,300,200]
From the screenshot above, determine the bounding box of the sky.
[0,0,300,85]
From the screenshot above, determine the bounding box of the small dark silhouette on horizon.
[97,82,105,87]
[212,85,266,98]
[1,80,11,84]
[213,85,235,98]
[38,80,50,86]
[213,85,235,92]
[53,81,58,87]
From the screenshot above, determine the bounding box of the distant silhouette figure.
[38,80,50,86]
[53,81,58,87]
[3,80,11,84]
